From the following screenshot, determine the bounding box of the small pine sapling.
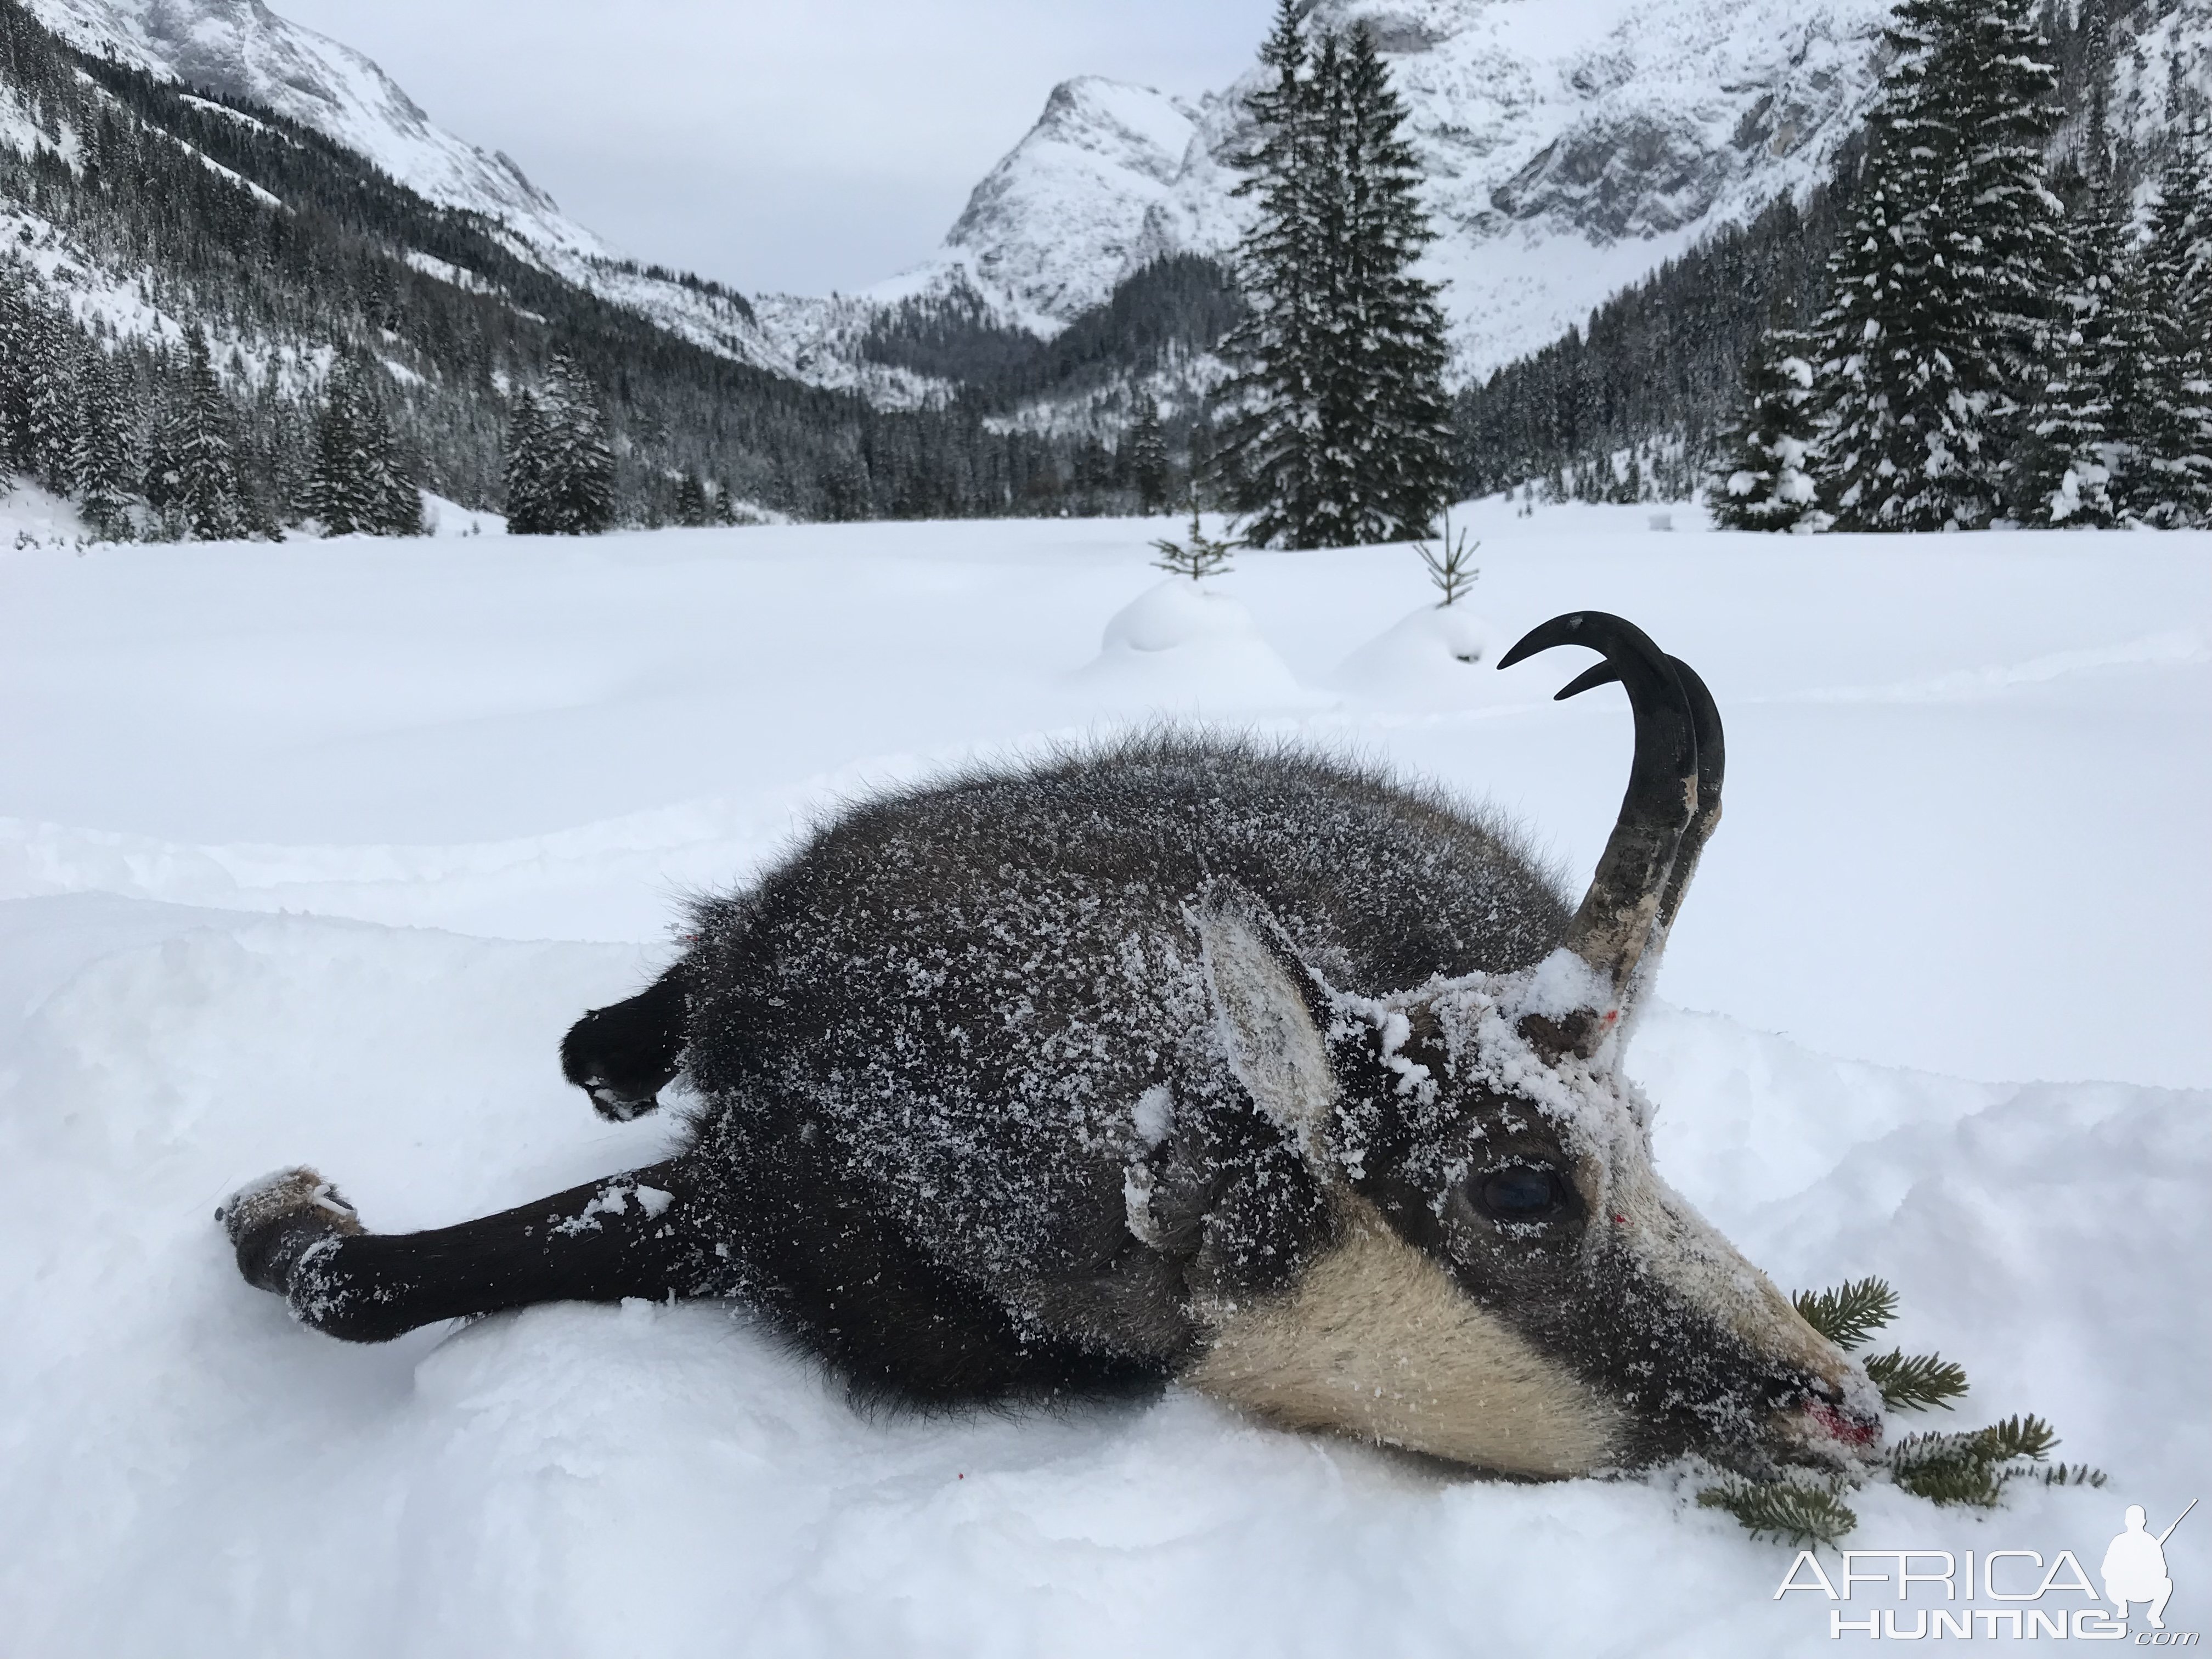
[1152,501,1242,583]
[1701,1279,2104,1545]
[1413,512,1480,606]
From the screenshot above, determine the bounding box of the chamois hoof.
[217,1167,363,1297]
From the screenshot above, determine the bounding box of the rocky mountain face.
[0,0,1137,527]
[935,77,1200,331]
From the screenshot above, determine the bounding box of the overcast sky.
[273,0,1274,297]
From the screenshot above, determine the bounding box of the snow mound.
[419,493,505,538]
[1,476,92,546]
[1076,578,1328,712]
[1333,602,1510,707]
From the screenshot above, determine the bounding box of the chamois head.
[1183,613,1882,1479]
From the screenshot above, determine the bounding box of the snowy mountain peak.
[906,77,1201,331]
[21,0,608,258]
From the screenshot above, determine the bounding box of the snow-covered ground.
[2,501,2206,1656]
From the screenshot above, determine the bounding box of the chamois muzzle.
[1498,613,1714,1060]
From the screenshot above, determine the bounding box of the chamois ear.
[1192,893,1338,1154]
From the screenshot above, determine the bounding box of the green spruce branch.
[1792,1277,1898,1351]
[1864,1347,1970,1412]
[1889,1415,2061,1508]
[1697,1477,1860,1548]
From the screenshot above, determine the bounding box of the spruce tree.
[2121,132,2212,526]
[2012,77,2124,527]
[1950,0,2068,496]
[1809,0,2064,529]
[545,356,616,535]
[24,309,82,495]
[1712,326,1822,530]
[673,474,708,526]
[302,360,366,534]
[354,370,422,536]
[1220,1,1324,543]
[174,325,244,541]
[1127,397,1171,513]
[73,354,140,541]
[1221,9,1454,548]
[504,390,551,533]
[0,272,29,476]
[303,359,421,537]
[1329,26,1455,541]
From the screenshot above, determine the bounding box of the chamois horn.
[1498,613,1701,1052]
[1553,650,1724,974]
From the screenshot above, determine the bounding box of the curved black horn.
[1554,652,1724,953]
[1497,613,1699,1044]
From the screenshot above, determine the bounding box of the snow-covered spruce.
[222,613,1881,1482]
[1804,0,2066,532]
[1710,328,1822,533]
[1220,4,1455,551]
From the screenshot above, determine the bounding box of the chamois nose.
[1773,1392,1884,1470]
[1802,1397,1881,1449]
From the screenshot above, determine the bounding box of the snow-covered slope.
[22,0,606,257]
[14,0,815,379]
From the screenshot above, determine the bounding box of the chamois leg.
[218,1160,726,1343]
[561,963,689,1121]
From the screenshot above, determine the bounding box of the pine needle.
[1793,1277,1899,1351]
[1864,1347,1970,1412]
[1982,1414,2058,1463]
[1698,1477,1860,1548]
[2041,1462,2109,1488]
[1889,1416,2061,1507]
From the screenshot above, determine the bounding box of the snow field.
[1,500,2207,1656]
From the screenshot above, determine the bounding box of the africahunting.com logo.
[1777,1501,2197,1642]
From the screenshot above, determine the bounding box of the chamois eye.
[1476,1165,1567,1223]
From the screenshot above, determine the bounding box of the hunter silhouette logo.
[2106,1502,2194,1630]
[1777,1498,2199,1641]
